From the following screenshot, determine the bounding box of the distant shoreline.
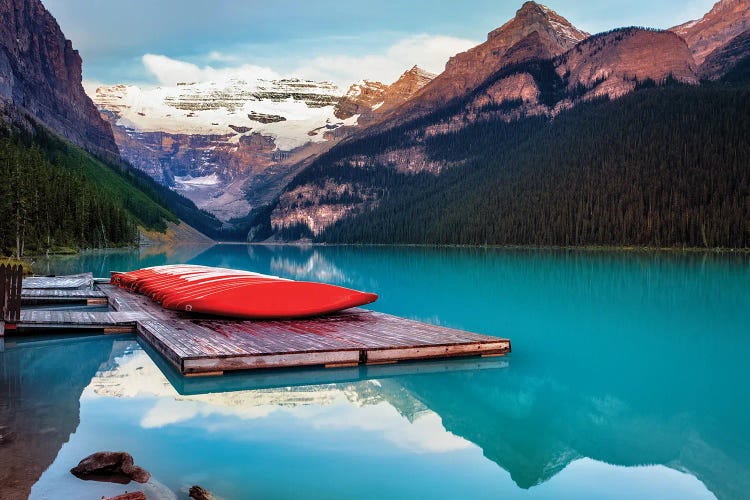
[218,241,750,254]
[19,242,750,257]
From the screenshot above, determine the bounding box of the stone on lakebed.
[70,451,151,484]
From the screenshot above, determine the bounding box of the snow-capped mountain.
[90,78,360,219]
[90,68,436,221]
[92,78,353,150]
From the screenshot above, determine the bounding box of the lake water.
[2,245,749,499]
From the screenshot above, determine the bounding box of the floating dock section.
[8,275,511,377]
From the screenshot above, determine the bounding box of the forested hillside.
[0,120,222,257]
[314,75,750,248]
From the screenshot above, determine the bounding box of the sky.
[43,0,718,89]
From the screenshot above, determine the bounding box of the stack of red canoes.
[111,265,378,319]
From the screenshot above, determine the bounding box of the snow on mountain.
[92,78,349,151]
[88,78,369,220]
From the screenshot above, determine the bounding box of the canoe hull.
[163,281,378,319]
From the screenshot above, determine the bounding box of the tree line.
[0,135,135,256]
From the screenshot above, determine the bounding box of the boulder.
[104,492,147,500]
[189,485,215,500]
[70,452,151,484]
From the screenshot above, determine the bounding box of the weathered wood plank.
[22,273,93,290]
[182,349,361,374]
[365,341,511,363]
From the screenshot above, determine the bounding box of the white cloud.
[138,34,477,89]
[206,50,239,63]
[293,34,477,86]
[142,53,280,85]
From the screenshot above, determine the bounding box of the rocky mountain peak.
[487,1,589,47]
[671,0,750,65]
[405,65,436,79]
[446,1,588,84]
[372,2,589,127]
[387,66,436,96]
[334,80,388,120]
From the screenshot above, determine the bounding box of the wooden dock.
[8,275,511,377]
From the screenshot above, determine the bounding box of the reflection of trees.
[30,244,218,278]
[0,337,122,499]
[139,243,214,263]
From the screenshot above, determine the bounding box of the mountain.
[671,0,750,66]
[0,0,118,160]
[91,67,436,221]
[250,1,749,248]
[335,66,437,124]
[368,1,589,129]
[91,78,350,220]
[262,23,699,239]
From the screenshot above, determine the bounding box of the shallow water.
[2,245,749,499]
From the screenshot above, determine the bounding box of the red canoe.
[162,280,378,319]
[112,265,378,319]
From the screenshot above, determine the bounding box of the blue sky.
[44,0,717,88]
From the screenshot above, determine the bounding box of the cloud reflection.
[84,350,472,454]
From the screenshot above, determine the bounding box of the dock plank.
[17,310,140,333]
[23,273,93,290]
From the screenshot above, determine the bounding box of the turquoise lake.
[2,244,749,499]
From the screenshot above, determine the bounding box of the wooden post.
[0,264,23,334]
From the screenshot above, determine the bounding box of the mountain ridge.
[252,0,750,245]
[362,1,589,132]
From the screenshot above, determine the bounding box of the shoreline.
[228,241,750,254]
[16,242,750,259]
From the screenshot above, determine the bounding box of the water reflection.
[14,245,750,498]
[0,335,127,499]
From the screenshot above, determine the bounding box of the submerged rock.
[104,492,147,500]
[189,485,215,500]
[70,452,151,484]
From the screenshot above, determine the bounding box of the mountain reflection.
[82,338,744,499]
[0,335,127,499]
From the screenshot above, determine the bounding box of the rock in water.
[189,485,215,500]
[104,493,147,500]
[70,452,151,484]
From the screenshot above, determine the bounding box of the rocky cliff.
[671,0,750,66]
[0,0,118,159]
[556,29,697,98]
